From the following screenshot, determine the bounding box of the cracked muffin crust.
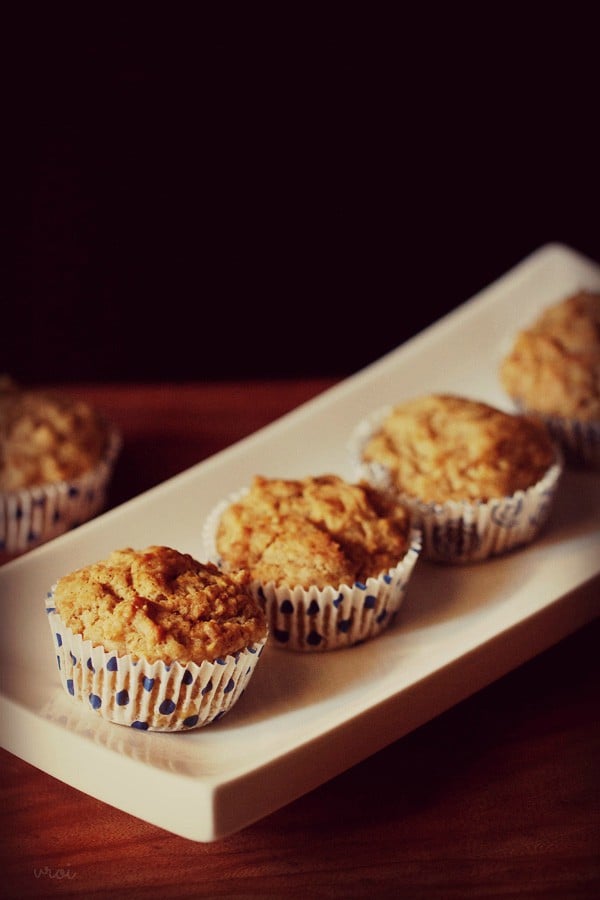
[214,474,412,589]
[52,545,267,665]
[359,394,556,504]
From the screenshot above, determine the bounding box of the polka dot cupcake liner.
[45,588,267,731]
[1,427,122,561]
[255,536,422,651]
[349,406,564,564]
[203,491,422,652]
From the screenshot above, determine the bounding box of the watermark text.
[33,866,77,880]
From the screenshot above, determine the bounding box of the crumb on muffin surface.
[215,474,411,589]
[0,380,108,491]
[52,545,267,665]
[361,394,556,504]
[500,290,600,421]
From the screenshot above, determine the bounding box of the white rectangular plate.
[1,243,599,842]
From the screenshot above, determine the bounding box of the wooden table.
[1,380,598,899]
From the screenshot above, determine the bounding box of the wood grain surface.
[1,380,598,900]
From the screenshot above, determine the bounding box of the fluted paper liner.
[203,489,422,652]
[45,588,267,731]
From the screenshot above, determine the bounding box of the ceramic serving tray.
[1,242,599,842]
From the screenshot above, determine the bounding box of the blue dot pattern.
[46,586,266,731]
[158,698,176,715]
[261,528,423,651]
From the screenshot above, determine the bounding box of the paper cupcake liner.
[349,406,564,564]
[522,410,600,470]
[203,489,422,652]
[1,427,122,559]
[45,588,266,731]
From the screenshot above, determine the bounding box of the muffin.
[499,290,600,467]
[350,394,563,563]
[0,379,121,561]
[204,474,422,651]
[45,545,268,730]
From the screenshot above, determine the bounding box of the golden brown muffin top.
[499,290,600,420]
[0,380,108,490]
[215,474,411,589]
[361,394,556,503]
[52,545,267,665]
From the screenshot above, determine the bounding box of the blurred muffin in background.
[499,290,600,467]
[0,377,121,561]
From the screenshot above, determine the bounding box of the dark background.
[7,10,599,385]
